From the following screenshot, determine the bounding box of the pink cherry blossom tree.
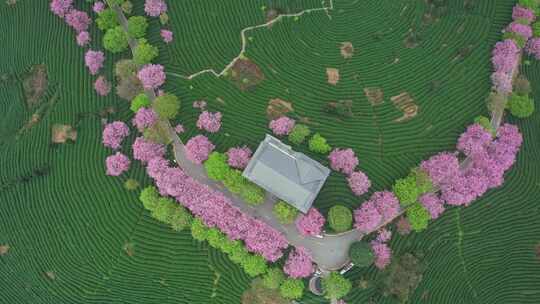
[94,76,111,96]
[419,193,445,219]
[85,50,105,75]
[161,29,173,43]
[226,146,252,169]
[50,0,73,18]
[105,152,130,176]
[132,136,166,163]
[137,64,166,90]
[371,240,391,270]
[269,116,295,136]
[65,9,91,33]
[196,111,222,133]
[347,171,371,196]
[92,1,105,13]
[144,0,167,17]
[295,208,325,236]
[76,31,90,47]
[185,135,215,164]
[328,148,358,175]
[132,107,158,132]
[283,247,314,278]
[102,121,129,150]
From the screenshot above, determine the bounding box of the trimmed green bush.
[272,201,299,224]
[139,186,160,211]
[190,218,209,241]
[533,21,540,37]
[103,26,129,53]
[221,239,242,255]
[143,124,172,145]
[124,178,140,191]
[322,272,352,300]
[262,268,285,289]
[242,255,268,277]
[170,206,192,232]
[308,133,331,154]
[507,94,535,118]
[229,245,250,264]
[406,202,430,232]
[133,39,159,65]
[204,152,230,181]
[130,93,151,112]
[223,169,245,194]
[279,278,304,300]
[474,115,496,137]
[328,205,353,232]
[153,93,180,120]
[288,124,311,145]
[96,8,118,31]
[207,228,228,249]
[115,59,138,79]
[240,182,265,205]
[127,16,148,39]
[151,197,176,223]
[393,175,419,207]
[348,241,374,267]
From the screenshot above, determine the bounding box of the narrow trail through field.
[166,0,334,80]
[113,0,511,271]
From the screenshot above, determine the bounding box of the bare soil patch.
[391,92,418,122]
[52,124,77,144]
[227,58,265,91]
[22,64,48,109]
[266,98,293,120]
[0,244,9,256]
[340,42,354,59]
[326,68,339,85]
[364,87,384,106]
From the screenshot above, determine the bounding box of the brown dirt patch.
[124,242,135,257]
[0,244,10,256]
[266,98,293,120]
[324,100,353,118]
[22,64,48,109]
[52,124,77,144]
[45,271,56,280]
[340,42,354,59]
[227,58,265,91]
[391,92,418,122]
[326,68,339,85]
[535,243,540,261]
[364,87,384,106]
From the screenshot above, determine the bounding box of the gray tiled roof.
[242,134,330,213]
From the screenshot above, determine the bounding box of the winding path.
[113,1,512,272]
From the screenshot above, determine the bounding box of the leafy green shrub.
[393,175,419,207]
[240,182,265,205]
[139,186,160,211]
[328,205,353,232]
[221,239,242,255]
[152,93,180,120]
[474,115,495,137]
[133,39,159,65]
[207,228,228,249]
[115,59,138,79]
[308,133,331,154]
[130,93,151,112]
[288,124,311,145]
[279,278,304,300]
[124,178,140,191]
[262,268,285,289]
[514,75,531,96]
[518,0,537,10]
[151,197,176,223]
[103,26,129,53]
[143,124,172,145]
[502,32,527,48]
[406,203,430,232]
[190,218,209,241]
[229,245,250,264]
[348,241,374,267]
[121,0,133,14]
[272,201,299,224]
[223,169,245,194]
[96,9,118,31]
[507,94,535,118]
[242,255,268,277]
[322,272,352,300]
[127,16,148,39]
[204,152,230,181]
[170,206,192,232]
[533,21,540,37]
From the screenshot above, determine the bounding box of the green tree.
[272,201,298,224]
[115,59,138,79]
[328,205,353,232]
[507,94,535,118]
[393,175,419,207]
[130,93,151,112]
[151,197,176,224]
[139,186,160,211]
[103,26,129,53]
[240,182,265,205]
[262,268,285,289]
[191,218,209,241]
[279,278,304,300]
[96,8,118,31]
[229,245,250,264]
[124,178,140,191]
[474,115,495,137]
[204,152,230,181]
[121,0,133,14]
[348,241,374,267]
[143,124,171,145]
[127,16,148,39]
[288,124,311,145]
[242,255,268,277]
[308,133,331,154]
[207,228,228,249]
[321,272,352,300]
[533,21,540,37]
[223,169,245,194]
[406,202,430,232]
[133,39,159,65]
[221,239,242,255]
[518,0,537,9]
[169,206,192,232]
[152,93,180,120]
